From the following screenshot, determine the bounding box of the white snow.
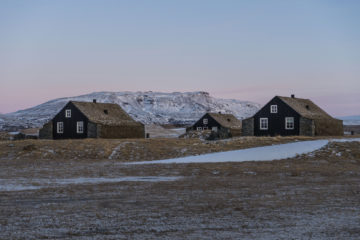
[8,132,20,135]
[329,138,360,143]
[339,115,360,125]
[0,184,41,191]
[108,142,130,160]
[128,138,360,165]
[52,176,181,184]
[0,176,182,192]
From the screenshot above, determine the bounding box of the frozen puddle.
[128,138,360,165]
[0,184,42,192]
[0,176,181,192]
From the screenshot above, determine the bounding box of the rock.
[23,144,36,151]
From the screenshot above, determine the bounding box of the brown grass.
[0,135,334,162]
[1,135,359,163]
[1,141,360,239]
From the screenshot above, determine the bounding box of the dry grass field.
[0,135,332,162]
[1,136,360,239]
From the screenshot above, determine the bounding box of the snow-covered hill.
[0,91,261,131]
[339,115,360,125]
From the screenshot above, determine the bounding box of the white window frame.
[197,127,202,131]
[212,126,218,132]
[285,117,294,130]
[270,105,278,113]
[57,122,64,134]
[77,121,84,134]
[203,118,208,124]
[65,109,71,118]
[260,118,268,130]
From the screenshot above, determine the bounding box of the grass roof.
[71,101,143,126]
[208,113,242,129]
[278,96,338,120]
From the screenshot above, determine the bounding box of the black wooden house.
[39,100,144,139]
[188,112,242,137]
[242,95,343,136]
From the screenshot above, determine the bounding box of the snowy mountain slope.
[339,115,360,125]
[0,91,261,131]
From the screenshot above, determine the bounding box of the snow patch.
[108,142,130,160]
[0,184,41,191]
[0,176,182,192]
[128,138,360,165]
[329,138,360,143]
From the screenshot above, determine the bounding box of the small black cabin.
[242,95,343,136]
[188,112,242,136]
[39,100,144,139]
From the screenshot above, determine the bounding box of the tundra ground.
[0,137,360,239]
[0,135,337,161]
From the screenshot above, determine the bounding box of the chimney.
[291,94,295,98]
[305,105,310,110]
[93,99,97,103]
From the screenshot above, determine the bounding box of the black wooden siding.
[191,113,222,131]
[52,102,89,139]
[253,97,300,136]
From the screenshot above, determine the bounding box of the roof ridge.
[71,100,118,105]
[277,95,310,101]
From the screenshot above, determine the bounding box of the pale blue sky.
[1,0,359,116]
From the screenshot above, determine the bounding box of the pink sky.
[1,1,359,117]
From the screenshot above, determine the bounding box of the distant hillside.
[0,91,261,131]
[339,115,360,125]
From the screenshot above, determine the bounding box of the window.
[65,109,71,118]
[57,122,64,134]
[285,117,294,130]
[203,118,208,124]
[197,127,202,131]
[212,126,218,132]
[77,121,84,133]
[203,127,208,130]
[270,105,278,113]
[260,118,268,130]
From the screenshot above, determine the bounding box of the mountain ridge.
[0,91,261,131]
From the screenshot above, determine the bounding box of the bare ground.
[1,138,360,239]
